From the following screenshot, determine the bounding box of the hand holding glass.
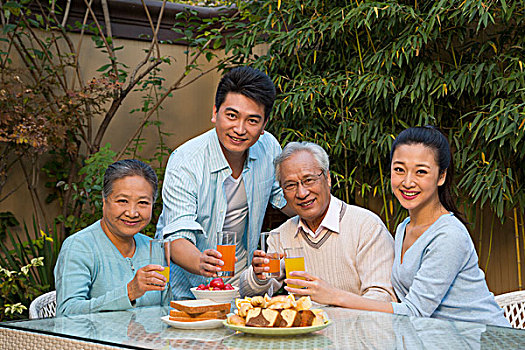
[149,239,170,289]
[260,232,281,278]
[284,247,306,289]
[217,231,236,277]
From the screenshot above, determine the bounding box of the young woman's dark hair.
[390,126,467,225]
[214,66,276,122]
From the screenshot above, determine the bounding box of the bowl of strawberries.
[190,278,239,303]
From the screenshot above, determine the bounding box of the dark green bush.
[221,0,524,232]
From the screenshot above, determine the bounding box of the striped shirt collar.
[295,195,342,238]
[208,128,258,174]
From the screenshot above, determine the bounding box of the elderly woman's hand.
[284,271,342,306]
[127,264,167,302]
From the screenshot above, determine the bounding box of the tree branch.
[116,13,240,159]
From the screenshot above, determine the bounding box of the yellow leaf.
[519,60,523,72]
[481,152,485,163]
[314,50,317,64]
[519,118,525,130]
[489,42,497,54]
[373,187,377,197]
[374,7,378,17]
[277,0,281,10]
[389,200,393,215]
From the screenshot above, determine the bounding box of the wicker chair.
[29,290,56,319]
[495,290,525,329]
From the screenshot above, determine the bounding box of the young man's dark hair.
[214,66,276,121]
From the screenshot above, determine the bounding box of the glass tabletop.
[1,305,524,349]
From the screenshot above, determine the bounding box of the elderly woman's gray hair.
[103,159,158,201]
[274,142,330,183]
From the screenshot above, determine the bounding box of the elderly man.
[239,141,396,304]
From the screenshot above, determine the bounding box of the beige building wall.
[0,32,220,231]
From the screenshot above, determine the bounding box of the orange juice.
[285,256,306,289]
[157,266,170,281]
[217,244,236,276]
[262,252,280,277]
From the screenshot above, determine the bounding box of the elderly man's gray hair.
[274,142,330,183]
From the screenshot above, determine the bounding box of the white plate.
[223,319,332,336]
[161,315,225,330]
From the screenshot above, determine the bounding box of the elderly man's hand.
[251,250,270,280]
[252,250,284,280]
[284,271,340,305]
[127,264,167,302]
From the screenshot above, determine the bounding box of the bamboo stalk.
[521,210,525,287]
[511,183,522,290]
[378,158,390,232]
[513,206,522,290]
[484,214,494,273]
[478,203,483,256]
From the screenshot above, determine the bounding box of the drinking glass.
[260,231,281,278]
[217,231,236,277]
[149,238,170,289]
[284,247,306,289]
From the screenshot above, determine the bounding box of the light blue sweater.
[391,214,509,327]
[55,221,170,316]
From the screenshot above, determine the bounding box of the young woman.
[55,159,170,316]
[286,126,509,327]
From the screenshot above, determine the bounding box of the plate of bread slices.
[162,299,231,329]
[224,294,331,335]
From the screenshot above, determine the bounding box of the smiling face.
[280,151,331,231]
[391,143,446,215]
[212,92,267,162]
[101,175,154,243]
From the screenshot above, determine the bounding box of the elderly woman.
[240,142,396,303]
[55,159,170,316]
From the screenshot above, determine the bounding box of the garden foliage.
[0,0,233,318]
[1,0,524,318]
[219,0,525,235]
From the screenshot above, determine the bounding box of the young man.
[156,66,292,299]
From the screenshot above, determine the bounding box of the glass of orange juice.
[260,232,281,278]
[149,238,170,289]
[284,247,306,289]
[217,231,236,277]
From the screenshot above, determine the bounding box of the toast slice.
[170,299,231,315]
[169,309,228,319]
[169,316,219,322]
